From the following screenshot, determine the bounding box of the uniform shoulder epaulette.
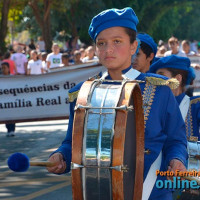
[190,96,200,105]
[68,82,84,102]
[87,72,102,81]
[145,76,179,90]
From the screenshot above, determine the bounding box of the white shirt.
[82,56,99,63]
[186,51,195,56]
[42,61,48,73]
[11,53,28,74]
[27,59,43,74]
[37,41,45,52]
[46,53,62,68]
[164,50,187,57]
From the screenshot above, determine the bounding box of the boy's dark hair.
[62,53,69,59]
[1,62,9,68]
[166,68,188,87]
[140,42,154,64]
[4,51,11,59]
[168,36,178,44]
[124,28,136,43]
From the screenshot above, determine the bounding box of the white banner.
[189,56,200,65]
[189,56,200,88]
[1,63,105,123]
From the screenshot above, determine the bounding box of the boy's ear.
[131,40,138,55]
[175,74,182,84]
[147,52,155,62]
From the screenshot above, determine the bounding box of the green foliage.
[4,0,200,47]
[15,5,41,40]
[174,6,200,40]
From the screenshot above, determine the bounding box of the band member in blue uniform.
[132,32,157,73]
[150,55,200,140]
[47,7,188,200]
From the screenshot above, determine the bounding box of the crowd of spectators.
[0,38,100,76]
[0,36,200,77]
[156,37,200,58]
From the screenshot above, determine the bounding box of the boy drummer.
[47,7,187,200]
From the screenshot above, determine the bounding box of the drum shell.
[71,80,144,200]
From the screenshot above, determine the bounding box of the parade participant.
[181,40,195,56]
[27,50,44,75]
[81,46,99,63]
[132,33,157,73]
[73,50,82,65]
[61,53,70,67]
[46,43,62,69]
[47,7,187,200]
[11,45,28,75]
[3,51,18,75]
[164,36,187,57]
[1,62,16,136]
[150,55,200,140]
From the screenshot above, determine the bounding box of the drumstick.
[7,152,56,172]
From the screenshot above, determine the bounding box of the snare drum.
[178,141,200,199]
[71,80,144,200]
[188,141,200,171]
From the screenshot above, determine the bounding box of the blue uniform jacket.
[176,93,200,140]
[54,67,188,199]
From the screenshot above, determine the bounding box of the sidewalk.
[0,119,72,200]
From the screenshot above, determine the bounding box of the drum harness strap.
[179,94,190,121]
[142,151,162,200]
[142,96,190,199]
[102,68,162,200]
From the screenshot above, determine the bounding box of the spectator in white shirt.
[36,36,45,52]
[46,43,62,69]
[41,52,48,73]
[11,45,28,74]
[181,40,195,56]
[164,36,187,57]
[27,50,44,75]
[82,46,99,63]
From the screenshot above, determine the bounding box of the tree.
[0,0,11,53]
[28,0,52,52]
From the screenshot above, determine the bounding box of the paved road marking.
[2,181,71,200]
[0,176,71,187]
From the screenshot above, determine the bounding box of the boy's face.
[132,49,152,73]
[156,68,172,78]
[169,42,178,51]
[62,57,69,65]
[182,43,190,53]
[95,27,137,72]
[52,45,60,54]
[31,52,37,60]
[2,64,10,75]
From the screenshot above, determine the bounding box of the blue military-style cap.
[137,33,157,55]
[149,55,191,73]
[88,7,139,41]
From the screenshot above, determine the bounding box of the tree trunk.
[0,0,11,53]
[28,0,52,52]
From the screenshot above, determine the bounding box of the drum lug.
[74,104,133,111]
[110,165,129,172]
[144,149,151,154]
[71,162,129,172]
[71,162,84,169]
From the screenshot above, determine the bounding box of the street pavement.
[1,89,200,200]
[0,120,72,200]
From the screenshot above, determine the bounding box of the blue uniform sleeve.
[197,106,200,139]
[53,100,76,173]
[163,89,188,167]
[51,82,84,174]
